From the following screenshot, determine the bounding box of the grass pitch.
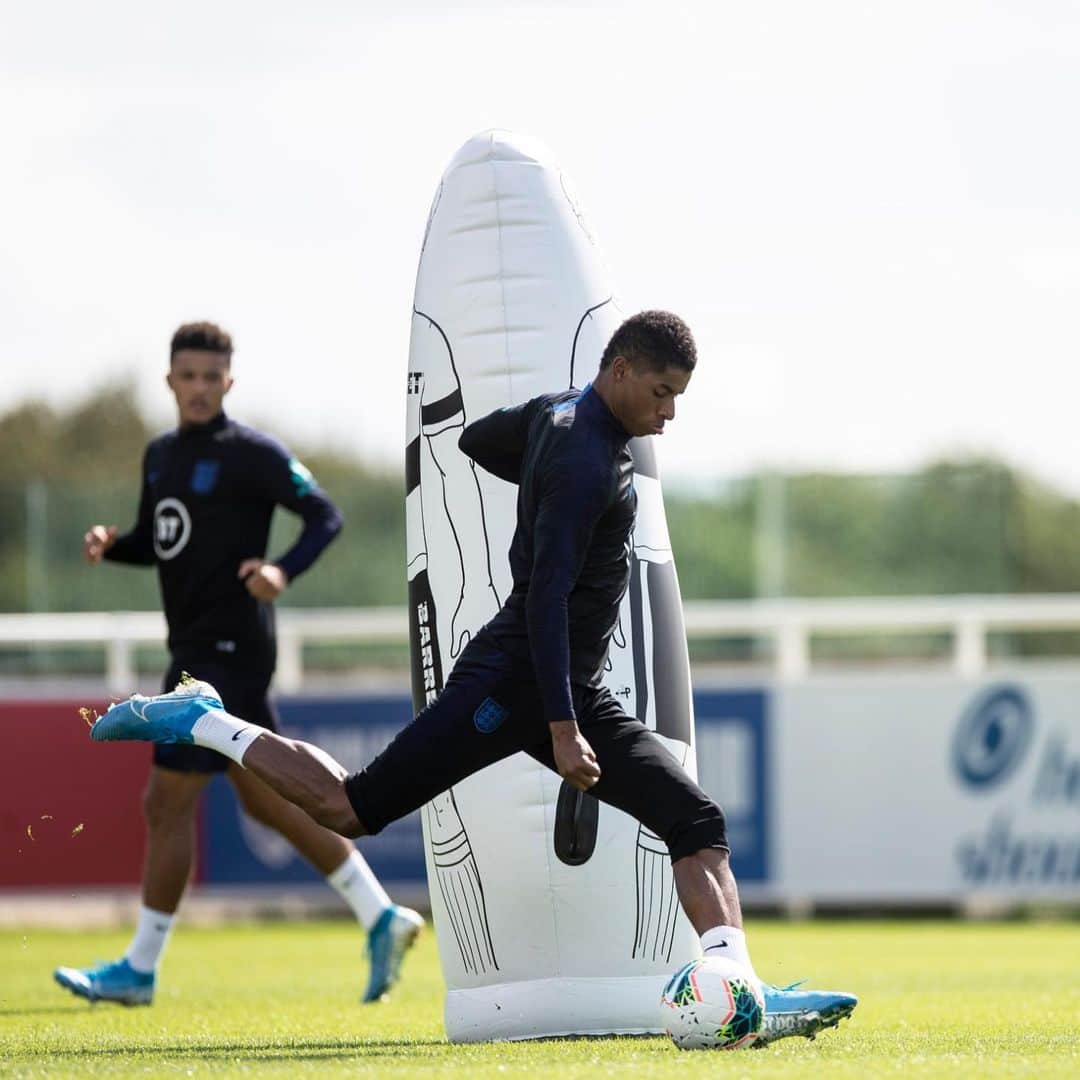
[2,918,1078,1078]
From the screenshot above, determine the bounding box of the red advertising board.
[1,701,150,887]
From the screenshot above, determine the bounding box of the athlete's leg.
[91,635,534,838]
[237,732,364,834]
[145,656,232,910]
[226,759,423,1001]
[54,764,211,1005]
[141,765,214,912]
[671,848,744,934]
[529,705,738,933]
[219,677,372,869]
[222,685,401,928]
[208,656,425,1005]
[529,690,857,1044]
[227,763,359,874]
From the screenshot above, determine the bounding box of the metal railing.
[6,594,1080,693]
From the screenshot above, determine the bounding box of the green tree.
[6,382,1080,619]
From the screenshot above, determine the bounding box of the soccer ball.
[660,956,765,1050]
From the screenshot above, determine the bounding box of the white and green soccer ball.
[660,956,765,1050]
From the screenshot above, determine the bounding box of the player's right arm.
[458,397,542,484]
[97,446,157,566]
[550,719,602,792]
[527,459,612,791]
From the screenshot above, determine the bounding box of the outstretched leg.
[88,657,530,840]
[237,732,365,836]
[89,680,366,835]
[227,764,361,873]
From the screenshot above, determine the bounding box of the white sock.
[190,708,263,766]
[124,905,175,974]
[701,925,760,984]
[327,849,392,931]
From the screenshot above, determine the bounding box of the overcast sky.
[3,1,1079,490]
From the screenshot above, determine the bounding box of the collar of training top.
[578,384,631,443]
[177,411,229,440]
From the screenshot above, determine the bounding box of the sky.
[3,1,1080,490]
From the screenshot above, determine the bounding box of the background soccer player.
[88,313,856,1044]
[55,321,422,1006]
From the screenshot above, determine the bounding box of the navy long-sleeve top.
[459,384,635,722]
[106,412,342,653]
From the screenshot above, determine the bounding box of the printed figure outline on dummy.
[425,789,499,974]
[634,826,681,962]
[411,310,501,659]
[406,306,501,973]
[420,181,443,257]
[625,435,694,959]
[560,170,598,248]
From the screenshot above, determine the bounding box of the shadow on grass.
[25,1035,668,1064]
[0,1006,87,1017]
[20,1039,454,1064]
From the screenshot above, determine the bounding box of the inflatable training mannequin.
[405,130,699,1041]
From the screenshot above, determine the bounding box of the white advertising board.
[771,675,1080,899]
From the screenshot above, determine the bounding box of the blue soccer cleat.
[754,981,858,1046]
[363,904,424,1003]
[54,958,155,1006]
[89,676,223,746]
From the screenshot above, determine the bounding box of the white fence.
[5,594,1080,692]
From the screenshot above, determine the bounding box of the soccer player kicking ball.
[56,322,421,1008]
[87,312,856,1045]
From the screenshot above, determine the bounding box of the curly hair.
[170,321,233,361]
[599,310,696,373]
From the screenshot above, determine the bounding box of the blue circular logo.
[952,685,1034,790]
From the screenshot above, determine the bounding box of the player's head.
[167,321,234,427]
[596,310,696,437]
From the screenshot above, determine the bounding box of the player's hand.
[83,525,118,564]
[238,559,289,601]
[550,720,601,792]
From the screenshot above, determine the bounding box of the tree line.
[4,382,1080,617]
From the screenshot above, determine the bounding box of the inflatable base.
[445,974,668,1042]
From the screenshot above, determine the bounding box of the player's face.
[608,357,692,438]
[167,349,234,427]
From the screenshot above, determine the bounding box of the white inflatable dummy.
[405,130,699,1041]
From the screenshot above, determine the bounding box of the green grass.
[2,919,1078,1077]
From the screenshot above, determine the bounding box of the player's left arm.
[242,440,344,600]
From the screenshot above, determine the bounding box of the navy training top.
[105,412,343,655]
[459,384,635,722]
